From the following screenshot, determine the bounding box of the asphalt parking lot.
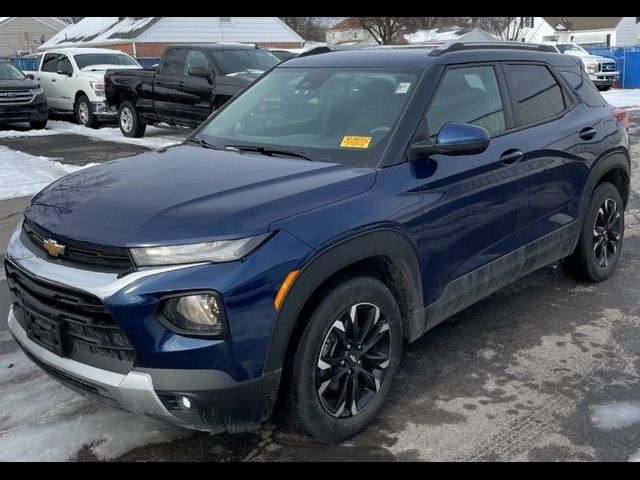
[1,115,640,461]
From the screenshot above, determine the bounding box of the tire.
[118,100,146,138]
[563,182,624,282]
[284,276,403,443]
[29,120,47,130]
[75,95,98,128]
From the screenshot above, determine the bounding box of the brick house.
[38,17,304,57]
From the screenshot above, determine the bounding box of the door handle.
[178,81,185,87]
[579,127,597,140]
[500,149,524,165]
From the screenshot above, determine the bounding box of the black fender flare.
[262,228,424,373]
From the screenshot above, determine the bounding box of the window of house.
[426,66,506,138]
[219,17,233,24]
[522,17,535,28]
[504,64,566,126]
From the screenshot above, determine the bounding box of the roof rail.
[429,41,557,56]
[297,45,358,57]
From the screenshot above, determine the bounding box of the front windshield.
[198,67,420,168]
[211,49,281,76]
[557,44,588,55]
[0,63,26,80]
[74,53,139,69]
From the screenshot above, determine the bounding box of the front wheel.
[563,182,624,281]
[75,95,98,128]
[118,100,146,138]
[597,85,612,92]
[284,276,403,443]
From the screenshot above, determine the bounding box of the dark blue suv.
[5,43,631,442]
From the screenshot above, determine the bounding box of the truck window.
[184,50,210,76]
[42,53,59,73]
[160,48,187,75]
[56,55,73,75]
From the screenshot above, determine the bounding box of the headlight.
[90,81,105,97]
[159,292,226,335]
[130,233,271,267]
[30,86,44,95]
[586,63,598,74]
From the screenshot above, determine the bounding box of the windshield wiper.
[225,145,326,162]
[187,136,220,150]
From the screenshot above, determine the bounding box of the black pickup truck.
[105,43,281,137]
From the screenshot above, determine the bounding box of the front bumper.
[589,72,619,86]
[0,95,48,123]
[8,307,279,432]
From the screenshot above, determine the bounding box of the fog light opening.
[179,396,192,411]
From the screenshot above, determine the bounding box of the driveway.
[1,114,639,462]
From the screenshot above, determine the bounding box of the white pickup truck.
[544,43,619,91]
[34,47,141,127]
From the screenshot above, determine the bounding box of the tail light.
[612,108,630,129]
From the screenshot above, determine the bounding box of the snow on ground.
[602,89,640,109]
[0,120,187,150]
[590,400,640,430]
[0,147,95,201]
[0,348,187,461]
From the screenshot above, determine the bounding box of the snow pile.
[0,128,61,139]
[590,400,640,430]
[602,89,640,108]
[0,349,187,461]
[0,147,93,201]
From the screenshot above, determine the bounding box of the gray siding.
[615,17,639,46]
[139,17,303,44]
[0,17,66,56]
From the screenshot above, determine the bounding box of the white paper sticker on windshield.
[395,82,411,94]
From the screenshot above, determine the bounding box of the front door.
[177,49,215,124]
[413,64,529,313]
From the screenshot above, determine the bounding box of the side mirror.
[189,66,212,82]
[26,73,35,80]
[409,122,490,159]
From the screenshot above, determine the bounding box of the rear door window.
[427,65,506,138]
[504,64,566,126]
[160,48,187,75]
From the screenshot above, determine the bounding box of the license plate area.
[24,311,67,356]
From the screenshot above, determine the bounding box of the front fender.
[262,228,424,373]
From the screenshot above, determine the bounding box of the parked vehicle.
[0,61,48,129]
[35,47,141,127]
[544,43,619,91]
[105,43,281,138]
[6,43,631,442]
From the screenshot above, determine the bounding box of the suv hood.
[0,78,38,91]
[25,145,375,247]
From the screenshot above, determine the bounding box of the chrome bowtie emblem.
[43,238,66,257]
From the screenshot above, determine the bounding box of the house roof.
[40,17,162,49]
[329,18,362,31]
[0,17,68,30]
[404,26,495,44]
[543,17,624,32]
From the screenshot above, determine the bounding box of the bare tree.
[59,17,84,24]
[355,17,408,45]
[280,17,327,42]
[461,17,523,41]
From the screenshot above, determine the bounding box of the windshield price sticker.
[340,136,372,149]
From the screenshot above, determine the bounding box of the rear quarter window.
[559,70,606,108]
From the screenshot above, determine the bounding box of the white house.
[325,18,376,45]
[404,27,496,45]
[0,17,68,56]
[39,17,305,57]
[517,17,640,47]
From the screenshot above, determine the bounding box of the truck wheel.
[284,276,403,443]
[118,101,146,138]
[563,182,624,282]
[75,95,98,128]
[597,85,611,92]
[29,120,47,130]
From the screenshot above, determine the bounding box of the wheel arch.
[263,228,425,374]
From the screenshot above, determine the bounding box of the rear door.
[38,53,61,108]
[413,64,529,310]
[502,62,596,247]
[152,47,187,122]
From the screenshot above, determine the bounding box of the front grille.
[5,260,135,374]
[600,62,616,72]
[22,219,135,274]
[0,90,35,104]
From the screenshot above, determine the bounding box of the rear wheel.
[284,276,403,443]
[563,182,624,281]
[75,95,97,128]
[118,100,146,138]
